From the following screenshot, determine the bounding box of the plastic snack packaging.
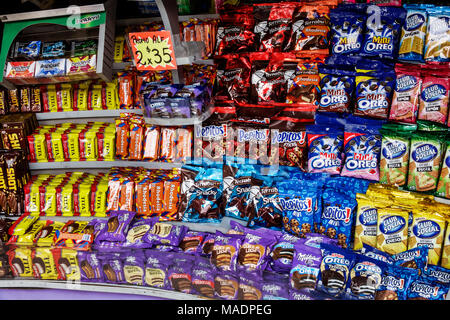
[142,125,161,161]
[353,193,381,250]
[175,127,192,163]
[398,5,428,62]
[424,6,450,63]
[407,131,444,193]
[30,87,42,112]
[376,207,409,255]
[285,57,323,105]
[379,125,413,187]
[375,265,417,300]
[35,59,66,77]
[215,54,251,103]
[389,64,422,124]
[13,40,41,59]
[329,4,366,56]
[436,139,450,199]
[405,276,448,300]
[417,74,449,126]
[115,115,130,159]
[442,222,450,269]
[361,6,406,60]
[318,65,356,113]
[66,55,96,75]
[41,41,66,58]
[160,127,177,162]
[5,61,36,78]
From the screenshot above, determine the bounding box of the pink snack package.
[389,65,422,124]
[418,76,449,125]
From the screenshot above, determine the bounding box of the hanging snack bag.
[398,5,428,62]
[341,123,382,181]
[436,139,450,199]
[307,125,344,175]
[253,3,296,53]
[215,6,256,56]
[329,4,366,56]
[389,64,422,124]
[407,131,444,193]
[376,207,409,255]
[424,6,450,63]
[417,75,449,126]
[215,54,252,103]
[379,127,411,187]
[361,6,406,60]
[354,68,396,120]
[286,5,331,55]
[285,57,322,105]
[317,66,356,113]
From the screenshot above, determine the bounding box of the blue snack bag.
[345,254,388,300]
[361,6,407,60]
[251,175,283,230]
[358,243,395,265]
[424,264,450,285]
[406,277,448,300]
[182,166,223,223]
[391,246,429,275]
[398,5,429,62]
[341,124,382,181]
[317,243,357,298]
[375,265,418,300]
[329,5,366,56]
[307,125,344,175]
[319,188,357,249]
[424,6,450,63]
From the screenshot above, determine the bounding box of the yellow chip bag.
[408,210,447,265]
[354,193,379,250]
[441,222,450,269]
[377,207,409,255]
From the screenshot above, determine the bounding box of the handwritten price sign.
[128,31,177,71]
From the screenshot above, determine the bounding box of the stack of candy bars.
[0,150,30,216]
[1,211,449,300]
[5,39,98,83]
[115,113,193,162]
[23,172,109,217]
[0,113,38,155]
[27,122,115,163]
[106,167,181,220]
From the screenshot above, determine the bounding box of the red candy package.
[117,72,135,109]
[215,6,256,56]
[215,54,252,103]
[254,3,296,53]
[142,125,160,161]
[159,127,177,162]
[389,64,422,124]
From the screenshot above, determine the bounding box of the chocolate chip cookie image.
[375,289,398,300]
[103,264,117,282]
[80,260,95,279]
[32,257,46,278]
[291,270,317,290]
[321,269,346,291]
[326,227,337,239]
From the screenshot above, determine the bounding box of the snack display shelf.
[0,279,206,300]
[28,160,184,171]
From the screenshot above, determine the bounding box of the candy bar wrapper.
[100,254,126,284]
[52,248,81,281]
[115,116,130,159]
[31,247,59,280]
[261,273,289,300]
[237,271,263,300]
[179,231,207,255]
[268,233,303,273]
[142,125,160,161]
[78,251,103,282]
[71,39,97,57]
[214,271,239,300]
[200,233,215,257]
[5,61,36,78]
[289,243,322,292]
[192,263,215,298]
[14,41,41,60]
[53,220,93,251]
[122,216,158,249]
[35,220,65,247]
[96,211,136,242]
[7,247,34,278]
[143,222,188,247]
[237,228,278,272]
[0,90,7,115]
[159,127,177,162]
[144,250,171,289]
[211,231,244,273]
[30,87,42,112]
[7,89,20,113]
[161,179,180,221]
[122,252,146,286]
[168,261,193,294]
[66,55,96,75]
[41,41,66,59]
[35,59,66,77]
[316,243,356,299]
[20,87,31,112]
[424,264,450,285]
[117,72,135,109]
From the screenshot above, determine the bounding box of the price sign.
[128,31,177,71]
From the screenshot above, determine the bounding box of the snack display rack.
[1,0,450,303]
